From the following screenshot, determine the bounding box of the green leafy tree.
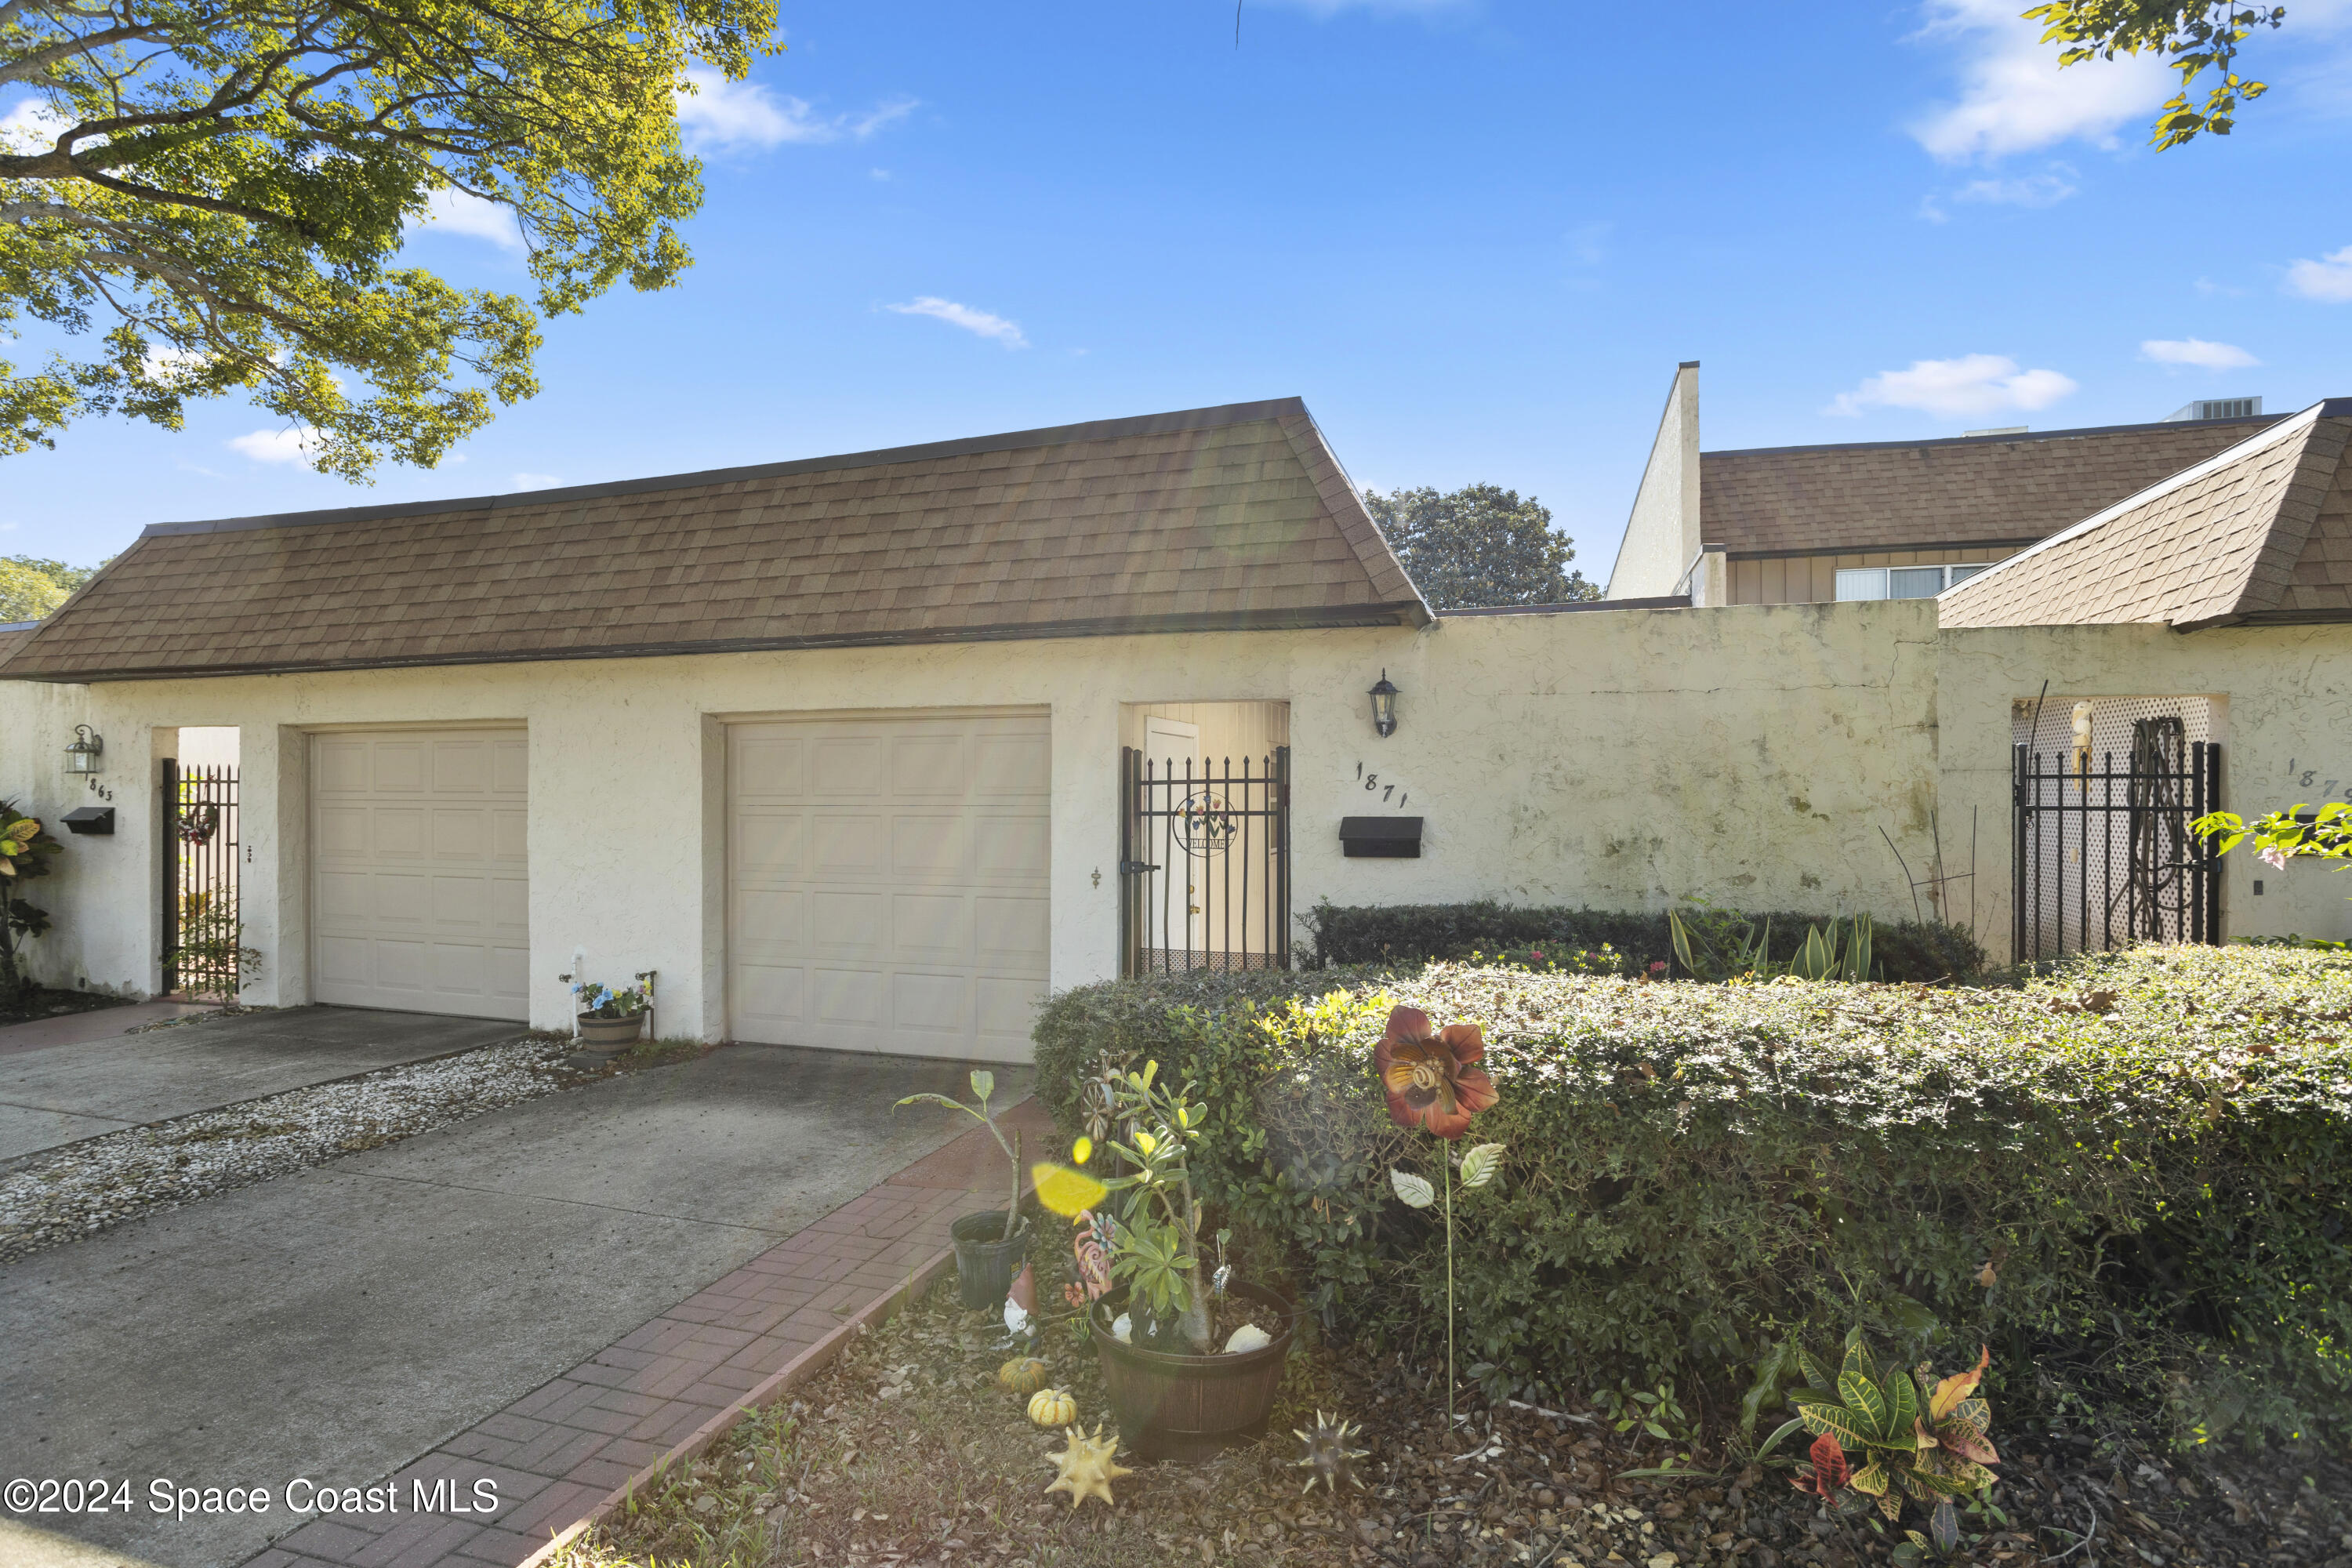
[2,0,779,478]
[0,557,66,619]
[2026,2,2286,148]
[1364,482,1596,609]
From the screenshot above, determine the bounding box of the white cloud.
[1953,167,2079,207]
[886,296,1029,349]
[0,96,71,154]
[509,472,560,490]
[413,188,525,252]
[1829,354,2079,419]
[2285,244,2352,303]
[227,426,321,465]
[1907,0,2171,162]
[673,69,916,151]
[2140,337,2260,371]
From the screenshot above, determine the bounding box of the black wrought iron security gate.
[162,759,241,997]
[1120,746,1290,975]
[2012,722,2220,963]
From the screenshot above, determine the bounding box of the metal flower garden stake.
[1376,1005,1504,1427]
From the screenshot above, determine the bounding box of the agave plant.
[1766,1331,1999,1552]
[1667,906,1771,981]
[1784,914,1874,982]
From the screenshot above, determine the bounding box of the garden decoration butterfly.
[1377,1004,1505,1428]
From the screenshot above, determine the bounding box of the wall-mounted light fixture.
[64,724,103,775]
[1369,671,1399,739]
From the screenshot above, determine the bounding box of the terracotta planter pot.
[1091,1280,1297,1461]
[575,1012,645,1049]
[949,1211,1028,1309]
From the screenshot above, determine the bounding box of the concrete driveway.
[1,1038,1029,1568]
[0,1007,521,1162]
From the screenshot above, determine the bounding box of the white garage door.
[311,730,529,1019]
[728,712,1050,1061]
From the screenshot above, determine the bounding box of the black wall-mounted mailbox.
[62,806,114,836]
[1340,816,1422,858]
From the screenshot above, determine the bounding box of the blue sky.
[5,0,2350,579]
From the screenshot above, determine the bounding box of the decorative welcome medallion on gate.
[176,803,220,844]
[1171,789,1240,858]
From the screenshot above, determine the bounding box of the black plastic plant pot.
[949,1211,1027,1309]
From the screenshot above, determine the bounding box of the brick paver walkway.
[247,1096,1055,1568]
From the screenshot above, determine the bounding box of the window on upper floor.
[1835,564,1994,601]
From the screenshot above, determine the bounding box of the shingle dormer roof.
[0,399,1429,683]
[1939,401,2352,629]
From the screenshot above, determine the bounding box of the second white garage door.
[728,712,1050,1061]
[311,730,530,1019]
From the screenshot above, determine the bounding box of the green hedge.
[1298,898,1990,982]
[1033,947,2352,1447]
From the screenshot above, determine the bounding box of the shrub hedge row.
[1032,947,2352,1447]
[1298,898,1991,982]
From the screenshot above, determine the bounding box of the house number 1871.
[1354,761,1406,809]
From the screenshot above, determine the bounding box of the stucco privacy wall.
[4,601,2345,1040]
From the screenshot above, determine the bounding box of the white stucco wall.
[1604,362,1701,600]
[2,602,2344,1048]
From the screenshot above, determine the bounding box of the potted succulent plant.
[1043,1061,1297,1461]
[895,1069,1029,1309]
[564,969,654,1050]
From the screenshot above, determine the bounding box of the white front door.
[1142,717,1203,953]
[310,730,529,1018]
[727,711,1051,1062]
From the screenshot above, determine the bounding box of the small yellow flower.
[1134,1130,1158,1156]
[1073,1135,1093,1165]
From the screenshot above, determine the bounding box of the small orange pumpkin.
[996,1356,1050,1396]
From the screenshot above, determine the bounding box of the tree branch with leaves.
[2,0,779,477]
[2024,1,2287,148]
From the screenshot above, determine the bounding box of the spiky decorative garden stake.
[1044,1423,1133,1510]
[1292,1410,1369,1496]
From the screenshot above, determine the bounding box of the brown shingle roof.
[1939,402,2352,629]
[1702,416,2284,557]
[0,399,1429,684]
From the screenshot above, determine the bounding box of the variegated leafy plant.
[1766,1330,2000,1553]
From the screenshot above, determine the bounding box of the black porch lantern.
[1368,670,1399,739]
[64,724,103,775]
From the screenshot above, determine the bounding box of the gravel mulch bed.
[0,1032,706,1263]
[555,1263,2352,1568]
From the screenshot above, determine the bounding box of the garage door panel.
[893,892,971,960]
[492,739,528,795]
[733,814,804,878]
[808,889,887,954]
[892,971,967,1033]
[974,735,1051,794]
[891,815,965,875]
[372,743,427,793]
[973,818,1050,879]
[811,815,884,873]
[975,895,1048,965]
[433,740,488,793]
[890,735,965,793]
[372,808,426,858]
[812,738,885,796]
[311,728,528,1020]
[813,967,888,1025]
[730,713,1047,1062]
[374,871,430,925]
[432,808,487,860]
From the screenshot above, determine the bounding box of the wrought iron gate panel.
[2012,733,2220,964]
[1120,746,1290,975]
[162,759,241,998]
